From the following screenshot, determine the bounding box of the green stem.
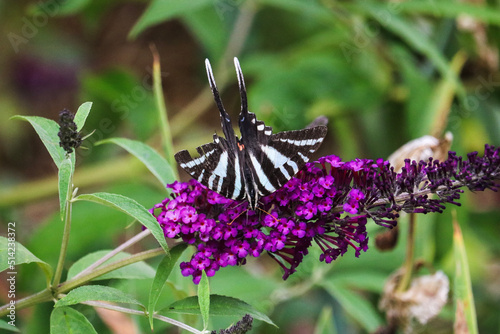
[0,289,53,317]
[0,156,143,208]
[0,247,166,317]
[58,247,165,293]
[82,300,203,334]
[70,229,152,281]
[151,47,177,174]
[52,191,73,288]
[396,213,416,293]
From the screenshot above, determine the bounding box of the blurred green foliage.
[1,0,500,333]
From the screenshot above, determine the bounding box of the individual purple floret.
[150,145,500,284]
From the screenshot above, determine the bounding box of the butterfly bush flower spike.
[58,109,82,154]
[151,145,500,283]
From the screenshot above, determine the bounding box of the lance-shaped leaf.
[74,192,168,253]
[67,250,156,281]
[0,320,20,332]
[74,101,93,132]
[50,307,97,334]
[453,217,478,334]
[129,0,212,38]
[58,157,74,220]
[97,138,175,187]
[321,280,382,332]
[55,285,144,311]
[359,3,466,103]
[0,237,52,287]
[162,294,275,326]
[148,244,187,329]
[12,116,66,168]
[198,271,210,331]
[314,306,337,334]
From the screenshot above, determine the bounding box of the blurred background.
[0,0,499,333]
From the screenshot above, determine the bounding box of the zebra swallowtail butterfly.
[174,58,328,210]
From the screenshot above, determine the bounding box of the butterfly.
[174,57,327,210]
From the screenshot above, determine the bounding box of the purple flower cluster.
[151,145,500,284]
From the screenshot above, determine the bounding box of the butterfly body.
[175,58,327,210]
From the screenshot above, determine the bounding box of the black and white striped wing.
[174,135,245,201]
[250,125,328,197]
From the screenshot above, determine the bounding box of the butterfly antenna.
[225,201,248,225]
[257,207,280,223]
[205,59,227,117]
[233,57,248,116]
[206,58,237,146]
[229,209,249,226]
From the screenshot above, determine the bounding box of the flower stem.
[52,190,73,288]
[396,213,416,293]
[70,229,152,281]
[58,247,165,293]
[0,289,53,317]
[0,246,164,317]
[82,300,203,334]
[151,45,177,174]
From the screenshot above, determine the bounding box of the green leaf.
[74,102,93,132]
[67,250,156,281]
[74,192,169,253]
[162,294,276,326]
[391,44,434,137]
[50,307,97,334]
[129,0,213,38]
[258,0,334,22]
[321,281,382,332]
[58,158,73,221]
[56,0,91,15]
[55,285,144,310]
[426,51,467,137]
[0,320,20,332]
[97,138,175,187]
[0,236,53,286]
[358,3,466,102]
[152,52,178,171]
[395,1,500,26]
[12,116,65,168]
[182,10,229,60]
[453,218,478,333]
[198,271,210,331]
[148,244,187,329]
[314,306,336,334]
[328,270,387,293]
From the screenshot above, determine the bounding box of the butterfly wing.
[174,135,245,201]
[264,125,327,189]
[233,58,327,197]
[246,121,327,197]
